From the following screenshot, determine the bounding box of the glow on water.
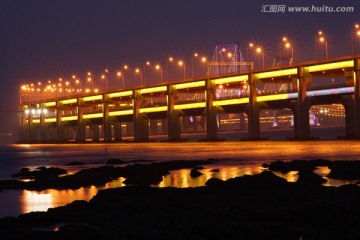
[1,140,360,217]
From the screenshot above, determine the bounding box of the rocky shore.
[0,159,359,239]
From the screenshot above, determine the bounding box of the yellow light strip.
[83,113,103,119]
[140,86,167,94]
[109,109,133,116]
[83,95,102,102]
[43,102,56,107]
[61,98,77,105]
[174,81,205,90]
[62,116,77,121]
[45,118,56,123]
[139,106,167,113]
[213,75,248,85]
[256,68,297,79]
[257,93,291,102]
[108,91,133,98]
[32,119,40,123]
[307,60,353,72]
[174,102,206,110]
[214,98,248,106]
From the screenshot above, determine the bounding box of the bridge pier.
[247,74,263,140]
[293,66,311,139]
[133,90,150,142]
[56,103,65,142]
[354,58,360,137]
[103,96,112,142]
[166,85,182,141]
[76,99,86,142]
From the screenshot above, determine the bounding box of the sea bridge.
[19,55,360,142]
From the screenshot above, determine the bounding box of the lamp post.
[192,53,198,78]
[155,64,163,82]
[178,60,186,79]
[284,41,294,65]
[255,47,264,68]
[135,68,143,85]
[117,71,125,88]
[352,24,360,54]
[316,31,328,59]
[168,57,173,81]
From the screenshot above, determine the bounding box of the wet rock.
[210,168,220,172]
[106,159,125,165]
[12,167,67,180]
[205,177,224,186]
[296,169,327,186]
[327,161,360,180]
[190,168,203,178]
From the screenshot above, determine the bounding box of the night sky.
[0,0,359,143]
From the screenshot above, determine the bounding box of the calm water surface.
[1,140,360,218]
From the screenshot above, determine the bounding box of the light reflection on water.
[1,140,360,218]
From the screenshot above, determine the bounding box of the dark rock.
[210,168,220,172]
[327,161,360,180]
[12,167,67,180]
[297,169,327,186]
[205,177,224,186]
[20,167,30,172]
[128,159,153,163]
[190,168,203,178]
[106,159,126,165]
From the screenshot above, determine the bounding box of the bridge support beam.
[248,74,262,139]
[166,85,182,141]
[56,102,66,142]
[294,67,311,139]
[204,78,223,141]
[113,121,122,141]
[133,90,149,142]
[76,98,86,142]
[91,125,100,142]
[354,58,360,137]
[103,95,112,142]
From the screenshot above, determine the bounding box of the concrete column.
[113,121,122,141]
[353,58,360,137]
[341,96,355,138]
[133,90,149,141]
[56,101,65,142]
[248,74,261,139]
[40,104,47,142]
[239,112,246,130]
[272,110,280,128]
[167,85,181,141]
[294,66,310,139]
[125,122,134,136]
[205,78,219,140]
[103,95,111,142]
[76,98,86,142]
[91,125,100,142]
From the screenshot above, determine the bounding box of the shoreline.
[0,159,359,239]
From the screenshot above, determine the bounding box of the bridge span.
[19,55,360,142]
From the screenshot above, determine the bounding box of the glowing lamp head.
[318,31,323,35]
[319,37,325,42]
[169,57,173,62]
[285,42,291,48]
[36,109,42,114]
[201,57,207,62]
[146,61,150,66]
[117,72,122,76]
[256,47,262,53]
[357,30,360,36]
[124,65,128,70]
[135,68,140,73]
[194,53,198,57]
[24,109,30,115]
[155,64,160,70]
[249,42,254,48]
[227,52,233,58]
[178,61,184,66]
[355,24,359,29]
[31,109,36,115]
[282,37,287,42]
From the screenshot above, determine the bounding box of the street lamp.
[284,41,294,64]
[191,53,199,78]
[255,47,264,68]
[316,31,328,59]
[352,24,360,54]
[167,57,174,81]
[155,64,163,82]
[135,68,143,85]
[117,71,125,88]
[178,60,186,79]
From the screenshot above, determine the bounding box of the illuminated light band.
[307,61,353,72]
[306,87,354,97]
[139,106,167,113]
[140,86,167,94]
[174,102,206,110]
[83,95,103,102]
[214,98,249,106]
[256,68,297,79]
[45,118,56,123]
[43,102,56,107]
[213,75,248,85]
[108,91,133,98]
[109,109,133,116]
[83,113,103,119]
[257,93,296,102]
[60,98,77,105]
[174,81,205,90]
[61,116,77,121]
[32,119,40,123]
